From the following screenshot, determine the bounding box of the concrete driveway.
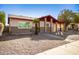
[36,40,79,55]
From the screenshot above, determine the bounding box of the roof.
[8,14,34,24]
[39,15,64,23]
[8,14,34,20]
[8,14,64,24]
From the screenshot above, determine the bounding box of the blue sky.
[0,4,79,24]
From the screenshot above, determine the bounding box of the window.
[17,22,31,29]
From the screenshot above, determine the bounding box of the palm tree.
[33,18,40,35]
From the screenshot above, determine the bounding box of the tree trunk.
[35,23,38,35]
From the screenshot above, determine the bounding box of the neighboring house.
[67,23,79,31]
[8,14,64,34]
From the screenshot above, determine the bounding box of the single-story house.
[38,15,64,32]
[8,14,64,34]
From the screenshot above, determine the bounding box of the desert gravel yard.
[0,34,68,55]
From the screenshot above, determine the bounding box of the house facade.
[8,14,64,34]
[39,15,64,33]
[8,14,34,34]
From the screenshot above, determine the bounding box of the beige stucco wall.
[10,19,18,27]
[53,23,64,32]
[57,23,60,29]
[40,21,44,27]
[10,19,33,29]
[46,22,51,27]
[61,24,64,31]
[40,21,51,27]
[40,21,51,32]
[57,23,64,31]
[40,21,65,32]
[53,23,57,32]
[9,18,65,33]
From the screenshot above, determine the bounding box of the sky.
[0,4,79,24]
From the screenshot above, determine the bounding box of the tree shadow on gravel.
[0,34,32,41]
[31,34,65,41]
[0,33,65,42]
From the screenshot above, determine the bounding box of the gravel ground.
[0,34,68,55]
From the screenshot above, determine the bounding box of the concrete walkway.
[36,40,79,55]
